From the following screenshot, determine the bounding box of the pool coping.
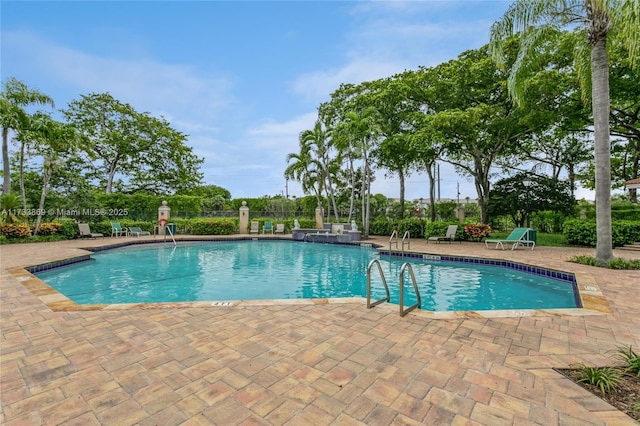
[9,237,612,318]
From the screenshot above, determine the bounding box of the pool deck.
[1,235,639,425]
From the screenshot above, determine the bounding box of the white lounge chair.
[249,221,259,234]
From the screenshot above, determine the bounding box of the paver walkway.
[1,236,639,425]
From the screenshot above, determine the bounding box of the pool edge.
[9,240,612,318]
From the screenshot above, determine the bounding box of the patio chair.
[110,221,127,237]
[427,224,458,243]
[250,221,259,234]
[128,226,150,237]
[78,223,104,239]
[274,223,285,234]
[485,227,535,250]
[262,221,273,234]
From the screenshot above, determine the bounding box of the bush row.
[563,220,640,247]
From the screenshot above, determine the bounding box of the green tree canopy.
[62,93,203,195]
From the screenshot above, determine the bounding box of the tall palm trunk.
[19,141,27,210]
[591,37,614,262]
[33,159,53,236]
[2,128,10,194]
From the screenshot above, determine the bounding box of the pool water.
[36,241,579,311]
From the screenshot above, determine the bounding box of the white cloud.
[292,59,407,103]
[2,30,235,127]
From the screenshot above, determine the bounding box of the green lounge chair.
[110,221,127,237]
[485,227,535,250]
[427,224,459,243]
[128,226,150,237]
[262,221,273,234]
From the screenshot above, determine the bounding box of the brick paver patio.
[1,236,639,425]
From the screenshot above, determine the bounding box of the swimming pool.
[35,240,580,311]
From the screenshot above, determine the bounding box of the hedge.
[563,219,640,247]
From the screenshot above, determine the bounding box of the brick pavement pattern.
[1,236,639,425]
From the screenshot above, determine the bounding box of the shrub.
[613,345,640,377]
[563,219,640,247]
[425,222,464,241]
[188,219,237,235]
[464,223,491,241]
[0,223,32,238]
[573,364,622,395]
[568,255,640,270]
[57,219,80,239]
[33,222,62,236]
[369,217,425,238]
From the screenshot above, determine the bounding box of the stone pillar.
[239,201,249,234]
[455,206,465,222]
[315,203,324,229]
[158,200,171,234]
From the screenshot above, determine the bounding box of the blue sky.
[2,0,523,201]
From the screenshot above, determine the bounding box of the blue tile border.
[377,249,582,308]
[27,255,93,273]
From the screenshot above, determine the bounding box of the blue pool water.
[36,241,579,311]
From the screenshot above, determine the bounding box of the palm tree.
[285,146,324,208]
[0,77,54,194]
[489,0,639,263]
[299,119,341,222]
[340,107,380,237]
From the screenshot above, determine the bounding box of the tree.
[415,47,533,224]
[490,0,640,262]
[339,107,380,237]
[488,172,575,228]
[62,93,203,195]
[27,115,84,235]
[0,77,54,194]
[299,119,341,222]
[176,184,232,211]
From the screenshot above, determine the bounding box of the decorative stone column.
[239,201,249,234]
[315,203,324,230]
[158,200,171,234]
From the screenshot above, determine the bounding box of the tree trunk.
[591,38,614,262]
[19,141,26,210]
[398,169,405,219]
[33,164,52,236]
[348,158,356,222]
[2,128,11,194]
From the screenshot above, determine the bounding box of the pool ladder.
[389,230,410,256]
[366,259,421,317]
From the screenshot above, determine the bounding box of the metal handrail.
[366,259,390,308]
[389,230,398,251]
[402,231,410,251]
[399,262,421,317]
[164,225,177,246]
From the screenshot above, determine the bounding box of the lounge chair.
[427,225,458,243]
[110,221,127,237]
[250,221,259,234]
[485,227,535,250]
[128,226,150,237]
[262,221,273,234]
[78,223,103,239]
[274,223,285,234]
